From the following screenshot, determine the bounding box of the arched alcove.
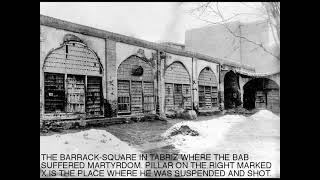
[198,67,219,111]
[164,61,192,112]
[42,36,103,117]
[117,55,154,114]
[43,41,103,76]
[243,78,280,113]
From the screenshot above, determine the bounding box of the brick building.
[40,15,278,123]
[185,20,280,74]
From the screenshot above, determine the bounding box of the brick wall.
[117,56,153,81]
[164,62,190,84]
[198,68,218,86]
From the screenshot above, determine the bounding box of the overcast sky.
[40,2,264,44]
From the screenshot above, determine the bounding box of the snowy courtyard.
[40,109,280,178]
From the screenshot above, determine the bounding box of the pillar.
[192,58,198,111]
[219,70,228,111]
[239,76,245,107]
[158,51,166,118]
[105,39,118,117]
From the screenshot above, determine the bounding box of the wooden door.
[66,75,85,113]
[198,85,205,108]
[143,81,154,112]
[255,91,267,109]
[131,81,143,113]
[86,76,103,116]
[118,80,131,114]
[211,86,218,107]
[165,83,174,111]
[44,73,65,113]
[182,84,191,109]
[174,84,183,109]
[204,86,212,108]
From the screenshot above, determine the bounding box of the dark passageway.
[243,78,280,113]
[224,71,241,109]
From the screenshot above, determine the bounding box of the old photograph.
[40,2,280,178]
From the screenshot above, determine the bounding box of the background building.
[185,20,280,74]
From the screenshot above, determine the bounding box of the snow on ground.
[40,129,140,177]
[250,109,280,121]
[162,114,247,154]
[40,110,280,177]
[40,129,139,154]
[162,110,279,154]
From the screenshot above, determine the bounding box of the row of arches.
[116,56,220,115]
[42,35,279,117]
[116,56,280,115]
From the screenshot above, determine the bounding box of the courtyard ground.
[40,109,280,178]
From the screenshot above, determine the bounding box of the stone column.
[158,51,166,118]
[192,58,199,111]
[105,39,118,117]
[219,70,227,111]
[239,76,245,107]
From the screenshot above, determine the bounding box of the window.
[198,85,205,108]
[198,85,218,109]
[143,81,154,112]
[167,86,171,94]
[44,73,65,113]
[117,80,131,113]
[165,83,191,110]
[211,87,218,107]
[86,76,103,115]
[118,96,130,111]
[44,73,103,115]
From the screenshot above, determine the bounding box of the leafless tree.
[184,2,280,60]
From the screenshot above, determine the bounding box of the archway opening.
[117,55,154,115]
[224,71,241,109]
[43,40,104,117]
[243,78,280,113]
[164,61,192,112]
[198,67,218,111]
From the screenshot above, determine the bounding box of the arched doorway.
[224,71,241,109]
[42,37,104,117]
[164,62,192,112]
[198,67,218,111]
[243,78,280,113]
[117,55,154,115]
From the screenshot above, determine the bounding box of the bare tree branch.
[223,23,280,61]
[186,2,280,61]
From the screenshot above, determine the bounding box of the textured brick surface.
[164,62,190,84]
[117,56,153,81]
[198,67,218,86]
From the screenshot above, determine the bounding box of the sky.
[40,2,265,44]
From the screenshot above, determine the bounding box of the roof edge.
[40,14,255,72]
